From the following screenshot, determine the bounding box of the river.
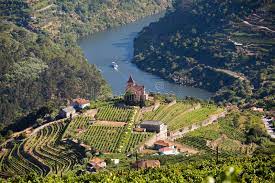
[78,12,212,99]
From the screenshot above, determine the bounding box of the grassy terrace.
[140,102,223,131]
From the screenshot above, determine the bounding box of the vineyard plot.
[96,106,134,122]
[78,125,126,152]
[63,116,91,138]
[176,113,255,157]
[124,133,153,153]
[141,102,223,131]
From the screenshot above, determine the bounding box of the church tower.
[127,75,135,87]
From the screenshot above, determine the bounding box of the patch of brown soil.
[167,141,199,154]
[95,121,127,127]
[83,109,98,118]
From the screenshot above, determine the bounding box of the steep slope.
[27,0,171,37]
[0,22,110,126]
[5,155,275,182]
[0,0,171,127]
[133,0,274,108]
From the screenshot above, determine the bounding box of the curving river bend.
[78,12,212,99]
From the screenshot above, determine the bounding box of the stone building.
[60,106,76,118]
[124,76,148,105]
[140,121,167,133]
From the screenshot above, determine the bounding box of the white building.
[140,121,167,133]
[72,98,90,109]
[60,106,76,118]
[111,159,120,165]
[140,121,168,140]
[159,147,179,155]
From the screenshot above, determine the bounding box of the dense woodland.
[134,0,274,108]
[0,0,170,132]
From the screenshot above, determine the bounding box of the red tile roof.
[89,157,104,164]
[73,98,90,105]
[154,140,170,147]
[133,160,160,169]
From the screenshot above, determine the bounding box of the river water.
[79,12,212,99]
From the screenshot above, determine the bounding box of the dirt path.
[243,20,275,33]
[94,121,127,127]
[215,68,254,90]
[36,4,55,13]
[167,140,198,154]
[215,68,248,82]
[83,109,98,118]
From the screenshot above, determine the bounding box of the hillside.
[133,0,274,108]
[0,0,171,128]
[33,0,172,38]
[4,155,275,182]
[0,96,273,178]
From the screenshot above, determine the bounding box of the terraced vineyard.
[79,125,126,152]
[0,110,151,177]
[62,109,151,153]
[63,116,126,152]
[0,141,45,177]
[168,105,223,131]
[141,102,223,131]
[96,106,135,122]
[176,112,256,156]
[63,116,91,138]
[125,133,153,153]
[0,121,83,176]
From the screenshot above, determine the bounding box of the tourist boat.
[111,61,119,70]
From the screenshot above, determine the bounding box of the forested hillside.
[133,0,274,108]
[0,0,171,129]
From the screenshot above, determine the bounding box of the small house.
[72,98,90,109]
[154,140,172,150]
[111,159,120,165]
[159,147,179,155]
[251,107,264,113]
[60,106,76,118]
[88,157,106,168]
[140,121,167,133]
[132,160,160,169]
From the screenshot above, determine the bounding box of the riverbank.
[79,13,212,99]
[132,1,274,108]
